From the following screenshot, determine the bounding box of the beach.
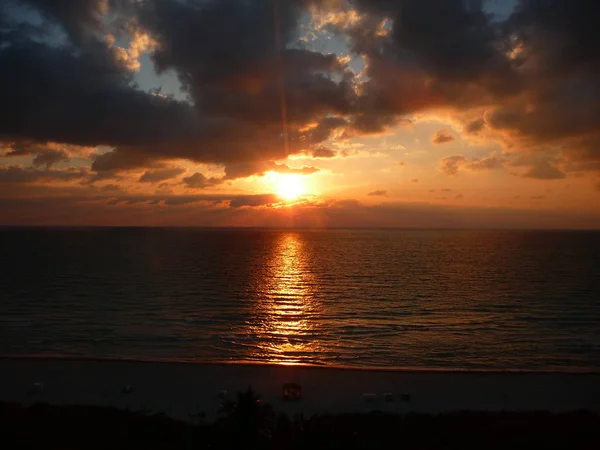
[1,358,599,422]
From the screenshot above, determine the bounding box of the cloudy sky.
[1,0,599,227]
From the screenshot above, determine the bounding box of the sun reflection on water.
[243,233,322,365]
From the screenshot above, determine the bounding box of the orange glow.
[243,233,322,365]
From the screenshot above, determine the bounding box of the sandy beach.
[1,358,599,422]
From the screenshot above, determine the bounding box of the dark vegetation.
[2,389,599,450]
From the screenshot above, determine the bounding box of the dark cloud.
[0,20,201,151]
[508,0,600,78]
[367,189,388,197]
[465,118,485,134]
[99,184,122,192]
[182,172,221,189]
[506,153,566,180]
[439,156,467,176]
[96,193,277,208]
[411,178,419,183]
[432,129,455,145]
[439,154,504,175]
[306,117,348,143]
[522,161,566,180]
[1,0,354,179]
[323,0,600,175]
[182,173,209,189]
[335,0,520,129]
[138,0,298,86]
[230,194,279,208]
[32,149,70,168]
[7,0,595,182]
[91,151,164,173]
[481,0,600,173]
[21,0,108,44]
[163,196,213,207]
[138,167,185,183]
[349,112,398,136]
[126,0,356,164]
[383,0,515,88]
[468,154,505,171]
[311,146,337,158]
[4,0,600,181]
[0,166,87,183]
[223,161,319,180]
[3,0,600,226]
[1,194,599,229]
[2,142,70,168]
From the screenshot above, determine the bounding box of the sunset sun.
[275,174,305,200]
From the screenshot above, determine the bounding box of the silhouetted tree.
[224,387,275,449]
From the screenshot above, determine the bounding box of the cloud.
[99,184,122,192]
[139,167,185,183]
[230,194,279,208]
[439,156,467,176]
[325,0,520,132]
[31,149,70,168]
[0,25,201,153]
[91,151,164,173]
[311,146,337,158]
[522,161,567,180]
[3,0,600,224]
[1,193,599,229]
[410,178,419,183]
[21,0,109,44]
[480,0,600,174]
[439,154,505,175]
[182,172,222,189]
[1,0,355,179]
[326,0,600,175]
[465,118,485,134]
[468,154,505,171]
[506,153,567,180]
[367,189,388,197]
[3,143,70,169]
[274,164,320,175]
[223,161,319,180]
[163,196,213,207]
[4,0,600,182]
[431,129,455,145]
[0,166,87,183]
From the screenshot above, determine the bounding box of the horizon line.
[1,225,599,232]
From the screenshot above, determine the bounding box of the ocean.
[1,228,599,371]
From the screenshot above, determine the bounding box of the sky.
[1,0,599,228]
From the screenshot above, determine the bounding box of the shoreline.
[2,357,600,422]
[2,355,599,376]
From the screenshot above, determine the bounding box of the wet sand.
[1,358,599,422]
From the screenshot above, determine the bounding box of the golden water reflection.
[244,233,323,365]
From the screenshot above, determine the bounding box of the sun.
[275,174,305,200]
